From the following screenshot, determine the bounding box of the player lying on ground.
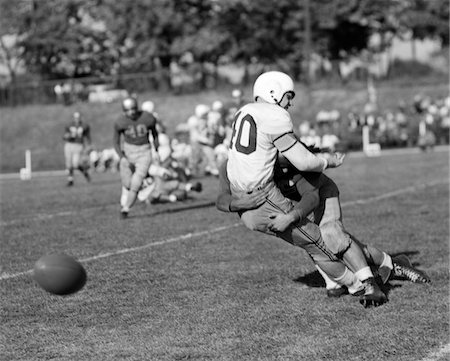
[222,70,386,308]
[135,163,202,204]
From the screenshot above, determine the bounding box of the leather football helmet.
[122,97,139,112]
[253,71,295,105]
[142,100,155,113]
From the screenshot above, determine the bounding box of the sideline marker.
[19,149,32,180]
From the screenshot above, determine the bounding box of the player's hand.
[268,212,297,233]
[323,152,345,168]
[231,188,269,211]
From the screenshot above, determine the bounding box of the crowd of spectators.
[298,93,450,152]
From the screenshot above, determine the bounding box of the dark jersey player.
[63,111,91,186]
[113,97,160,218]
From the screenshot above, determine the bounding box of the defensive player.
[113,97,160,218]
[223,70,386,307]
[63,111,91,186]
[231,149,431,292]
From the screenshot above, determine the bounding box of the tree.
[0,0,30,84]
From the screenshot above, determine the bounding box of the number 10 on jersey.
[229,111,257,155]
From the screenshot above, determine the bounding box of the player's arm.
[292,174,320,218]
[150,121,159,151]
[268,163,321,233]
[84,125,92,147]
[63,125,73,141]
[216,160,268,212]
[268,176,320,233]
[113,124,125,159]
[272,132,344,172]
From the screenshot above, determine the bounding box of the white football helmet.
[142,100,155,113]
[195,104,210,118]
[253,71,295,104]
[212,100,223,111]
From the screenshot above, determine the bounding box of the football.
[33,254,87,295]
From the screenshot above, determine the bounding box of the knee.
[320,222,352,256]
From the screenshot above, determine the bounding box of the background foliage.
[0,0,448,82]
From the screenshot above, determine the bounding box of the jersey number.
[230,112,257,155]
[125,124,148,138]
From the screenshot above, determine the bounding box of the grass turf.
[0,148,448,360]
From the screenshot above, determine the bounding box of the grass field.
[0,147,449,360]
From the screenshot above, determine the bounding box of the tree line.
[0,0,448,86]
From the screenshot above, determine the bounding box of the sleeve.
[257,108,293,135]
[113,122,124,158]
[274,135,327,173]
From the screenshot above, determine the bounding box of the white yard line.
[0,179,447,281]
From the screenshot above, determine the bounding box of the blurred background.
[0,0,449,172]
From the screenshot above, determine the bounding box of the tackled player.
[220,71,387,308]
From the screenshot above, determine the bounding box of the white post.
[20,149,32,180]
[362,126,381,157]
[25,149,31,171]
[362,125,370,151]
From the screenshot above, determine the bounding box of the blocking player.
[270,153,431,294]
[113,97,160,218]
[223,71,386,307]
[63,111,91,186]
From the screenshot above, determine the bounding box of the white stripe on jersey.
[227,103,293,192]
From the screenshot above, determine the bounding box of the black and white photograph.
[1,0,449,360]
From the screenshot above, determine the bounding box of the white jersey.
[227,102,293,192]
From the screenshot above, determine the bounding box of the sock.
[334,268,364,295]
[380,253,393,269]
[120,187,129,207]
[315,265,341,290]
[354,266,374,282]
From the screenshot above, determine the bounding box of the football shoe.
[120,208,128,219]
[327,287,348,298]
[392,255,431,283]
[359,277,387,308]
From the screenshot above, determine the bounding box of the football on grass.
[33,254,87,295]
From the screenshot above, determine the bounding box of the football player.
[223,71,386,307]
[137,171,202,204]
[274,154,431,294]
[63,111,91,186]
[114,97,160,218]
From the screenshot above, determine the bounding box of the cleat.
[192,182,202,192]
[66,180,74,187]
[392,255,431,283]
[378,265,392,284]
[120,209,128,219]
[84,172,91,182]
[359,277,387,308]
[327,287,348,298]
